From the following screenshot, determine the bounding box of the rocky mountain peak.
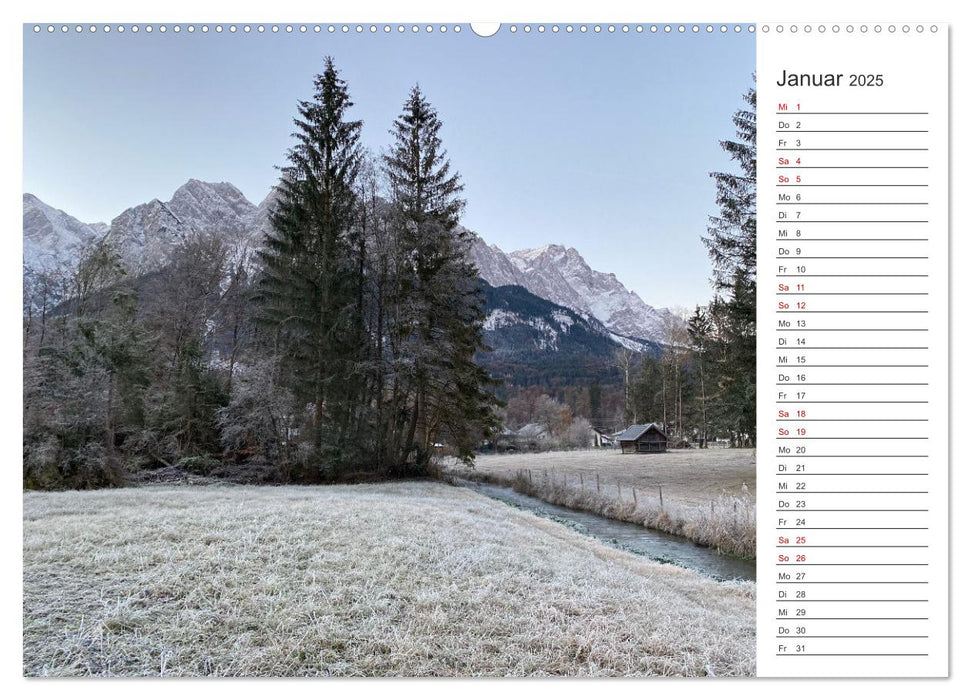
[23,193,106,275]
[470,232,676,343]
[167,179,257,226]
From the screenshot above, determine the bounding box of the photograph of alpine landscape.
[22,24,756,677]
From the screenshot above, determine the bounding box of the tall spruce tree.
[703,85,757,290]
[686,305,714,448]
[382,85,498,470]
[702,85,757,445]
[255,57,364,477]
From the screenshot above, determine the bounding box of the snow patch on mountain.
[469,233,676,343]
[483,309,563,352]
[105,180,264,273]
[550,310,575,330]
[609,332,652,353]
[23,194,106,275]
[483,309,522,331]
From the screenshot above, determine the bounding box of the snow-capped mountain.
[469,233,677,343]
[106,179,262,273]
[476,280,661,386]
[22,194,106,275]
[23,182,676,346]
[482,280,614,355]
[24,181,268,279]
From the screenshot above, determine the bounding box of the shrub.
[175,455,222,475]
[23,437,122,490]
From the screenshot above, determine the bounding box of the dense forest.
[22,59,756,489]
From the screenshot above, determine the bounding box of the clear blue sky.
[23,26,753,309]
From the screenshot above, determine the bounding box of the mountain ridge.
[23,181,677,344]
[468,232,677,342]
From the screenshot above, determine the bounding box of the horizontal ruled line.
[776,475,928,479]
[777,148,928,151]
[775,130,928,133]
[776,508,928,513]
[774,329,928,332]
[774,292,929,295]
[776,256,928,259]
[775,309,928,312]
[774,221,929,224]
[776,184,928,187]
[774,239,930,242]
[775,202,929,205]
[775,581,928,584]
[774,112,929,115]
[776,167,928,169]
[774,365,929,368]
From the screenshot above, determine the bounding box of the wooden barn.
[617,423,668,454]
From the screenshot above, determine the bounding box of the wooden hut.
[617,423,668,454]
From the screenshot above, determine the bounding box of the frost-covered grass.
[23,482,754,677]
[463,470,756,559]
[448,449,757,558]
[463,448,757,506]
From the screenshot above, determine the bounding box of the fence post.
[632,486,638,505]
[616,481,621,499]
[528,469,532,484]
[580,473,584,490]
[659,486,664,509]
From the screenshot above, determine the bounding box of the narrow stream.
[457,479,756,582]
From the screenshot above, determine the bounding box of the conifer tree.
[701,85,757,445]
[703,85,757,290]
[382,86,498,469]
[687,305,714,447]
[255,57,364,477]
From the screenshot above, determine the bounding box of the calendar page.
[14,5,954,689]
[756,25,948,677]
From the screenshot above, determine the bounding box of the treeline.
[618,86,757,448]
[500,383,624,434]
[23,58,499,489]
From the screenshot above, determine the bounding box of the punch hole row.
[31,23,763,35]
[761,24,938,34]
[31,24,466,34]
[506,24,755,33]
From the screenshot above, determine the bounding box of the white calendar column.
[756,23,948,677]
